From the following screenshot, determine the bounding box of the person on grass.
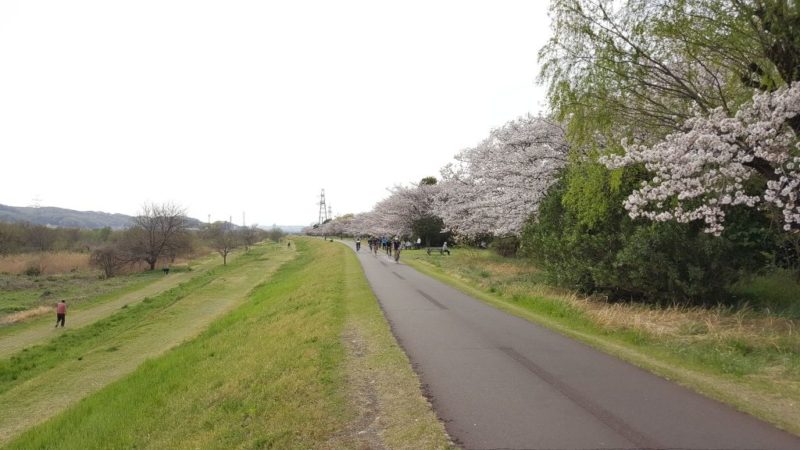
[55,300,67,328]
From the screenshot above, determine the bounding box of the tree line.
[308,0,799,305]
[0,203,286,277]
[0,222,115,255]
[91,203,286,277]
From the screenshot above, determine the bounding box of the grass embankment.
[0,270,160,320]
[0,255,223,358]
[403,248,800,435]
[0,248,216,322]
[0,244,291,445]
[6,238,451,449]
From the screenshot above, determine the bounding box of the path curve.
[347,242,800,450]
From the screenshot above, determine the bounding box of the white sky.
[0,0,551,226]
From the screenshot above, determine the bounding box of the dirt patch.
[326,327,387,450]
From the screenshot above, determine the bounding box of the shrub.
[521,170,776,305]
[491,236,520,257]
[23,265,42,277]
[90,247,125,278]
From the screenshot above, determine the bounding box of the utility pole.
[318,189,328,225]
[242,212,246,228]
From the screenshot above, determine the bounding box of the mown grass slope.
[6,238,450,449]
[0,244,292,445]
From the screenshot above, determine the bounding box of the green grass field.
[0,270,160,317]
[2,239,450,449]
[402,248,800,436]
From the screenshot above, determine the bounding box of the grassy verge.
[6,238,451,449]
[402,248,800,436]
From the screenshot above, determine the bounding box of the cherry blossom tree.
[368,182,441,238]
[434,116,569,237]
[602,82,800,234]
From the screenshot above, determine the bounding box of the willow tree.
[539,0,799,227]
[539,0,786,148]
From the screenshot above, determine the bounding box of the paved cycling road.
[348,243,800,450]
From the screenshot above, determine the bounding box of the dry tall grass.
[499,278,796,342]
[0,306,52,325]
[0,252,91,275]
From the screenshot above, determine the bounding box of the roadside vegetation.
[402,248,800,434]
[3,238,450,449]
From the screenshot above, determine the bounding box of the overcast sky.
[0,0,551,226]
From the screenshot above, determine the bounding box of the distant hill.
[0,204,203,229]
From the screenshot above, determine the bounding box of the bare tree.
[90,246,125,278]
[267,226,286,242]
[128,202,189,270]
[206,222,239,265]
[239,225,261,251]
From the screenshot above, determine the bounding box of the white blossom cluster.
[307,116,569,241]
[433,116,569,237]
[602,83,800,235]
[306,183,442,238]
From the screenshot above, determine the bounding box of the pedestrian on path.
[393,237,401,262]
[55,300,67,328]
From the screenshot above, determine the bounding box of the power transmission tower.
[318,189,329,225]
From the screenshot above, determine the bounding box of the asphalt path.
[347,242,800,450]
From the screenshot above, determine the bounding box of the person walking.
[356,238,361,251]
[55,300,67,328]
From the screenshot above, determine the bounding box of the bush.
[491,236,520,257]
[23,265,42,277]
[90,247,125,278]
[604,222,741,303]
[521,169,776,305]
